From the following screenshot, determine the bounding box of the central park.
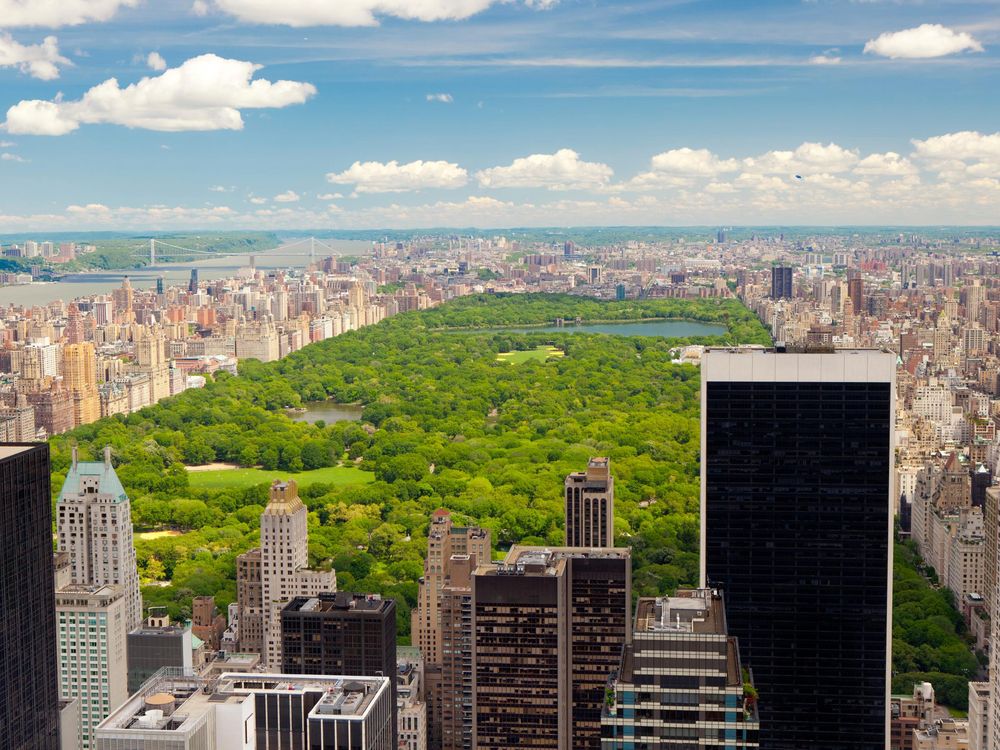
[51,293,979,708]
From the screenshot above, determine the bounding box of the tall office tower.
[126,610,193,693]
[237,480,337,669]
[702,349,895,750]
[155,276,164,295]
[565,457,615,548]
[411,510,490,749]
[282,592,397,742]
[96,672,394,750]
[601,589,760,749]
[847,272,865,315]
[56,584,128,749]
[472,546,631,750]
[56,446,142,632]
[770,265,793,299]
[0,444,61,750]
[188,268,199,293]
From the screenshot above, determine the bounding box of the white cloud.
[0,33,70,80]
[911,131,1000,164]
[809,54,841,65]
[327,159,468,193]
[317,192,343,200]
[476,149,613,190]
[854,151,918,176]
[620,148,739,191]
[248,195,266,204]
[426,93,453,103]
[0,141,13,147]
[274,190,300,203]
[146,52,167,71]
[3,54,316,135]
[864,24,984,59]
[742,142,859,175]
[0,0,138,27]
[204,0,555,27]
[209,185,232,193]
[1,152,28,162]
[192,0,209,15]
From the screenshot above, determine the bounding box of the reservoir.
[459,319,728,338]
[0,238,370,307]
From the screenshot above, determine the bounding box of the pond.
[287,402,364,424]
[463,319,727,338]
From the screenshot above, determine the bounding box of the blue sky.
[0,0,999,230]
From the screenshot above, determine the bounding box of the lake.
[463,319,727,338]
[287,402,364,424]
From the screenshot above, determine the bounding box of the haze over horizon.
[1,0,1000,231]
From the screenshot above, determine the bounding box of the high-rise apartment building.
[702,349,895,750]
[565,457,615,548]
[63,342,101,427]
[56,446,143,632]
[397,660,428,750]
[236,480,337,669]
[601,589,759,749]
[472,546,631,750]
[438,554,477,750]
[95,671,393,750]
[0,443,61,750]
[56,584,129,749]
[770,266,793,300]
[282,592,397,742]
[411,509,490,749]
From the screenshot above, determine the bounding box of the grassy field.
[187,464,375,491]
[496,345,565,364]
[136,530,183,541]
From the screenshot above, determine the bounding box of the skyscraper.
[56,446,142,632]
[412,509,490,749]
[601,589,759,749]
[565,457,614,548]
[701,349,895,750]
[236,480,337,669]
[188,268,199,293]
[0,443,61,750]
[770,266,793,299]
[281,592,397,742]
[472,546,631,750]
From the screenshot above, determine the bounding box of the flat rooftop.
[285,591,391,614]
[634,589,726,636]
[486,545,631,576]
[0,443,36,459]
[97,670,389,736]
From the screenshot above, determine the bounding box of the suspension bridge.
[137,236,345,266]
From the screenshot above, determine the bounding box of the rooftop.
[0,443,36,459]
[284,591,391,615]
[59,454,128,504]
[483,545,631,576]
[97,669,390,737]
[634,589,726,636]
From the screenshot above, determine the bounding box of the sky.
[0,0,999,231]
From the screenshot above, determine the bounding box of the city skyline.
[0,0,999,229]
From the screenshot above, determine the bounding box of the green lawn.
[496,346,565,364]
[187,464,375,491]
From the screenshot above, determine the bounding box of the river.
[0,238,372,307]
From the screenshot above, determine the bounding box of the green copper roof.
[58,462,129,504]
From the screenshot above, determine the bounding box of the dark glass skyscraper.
[701,350,894,750]
[0,443,60,750]
[770,265,793,299]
